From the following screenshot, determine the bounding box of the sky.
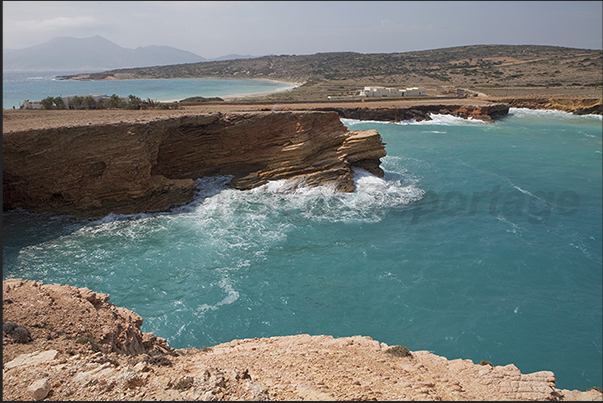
[3,1,602,59]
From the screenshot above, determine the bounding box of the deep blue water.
[2,108,602,391]
[2,70,294,109]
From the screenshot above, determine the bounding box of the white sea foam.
[509,107,603,121]
[496,214,523,236]
[396,114,488,126]
[341,113,488,127]
[194,274,241,316]
[230,169,425,224]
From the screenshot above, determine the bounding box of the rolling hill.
[66,45,600,86]
[2,35,207,72]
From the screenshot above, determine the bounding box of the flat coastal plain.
[0,96,561,133]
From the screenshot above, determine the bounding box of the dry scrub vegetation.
[66,45,602,102]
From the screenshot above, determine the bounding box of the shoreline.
[3,278,602,401]
[3,108,601,400]
[1,75,303,110]
[220,79,301,101]
[160,78,302,103]
[5,96,601,134]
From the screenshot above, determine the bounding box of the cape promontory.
[3,110,386,218]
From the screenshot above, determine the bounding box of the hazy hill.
[2,35,207,72]
[70,44,602,91]
[208,54,257,62]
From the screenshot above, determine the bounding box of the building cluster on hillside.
[21,100,44,110]
[327,86,430,100]
[358,86,427,97]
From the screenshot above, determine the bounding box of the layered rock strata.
[2,111,386,218]
[3,279,601,401]
[495,97,603,115]
[313,103,510,123]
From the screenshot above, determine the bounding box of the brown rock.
[314,103,510,123]
[3,111,386,218]
[27,378,51,401]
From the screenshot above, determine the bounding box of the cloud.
[8,16,100,33]
[3,13,105,49]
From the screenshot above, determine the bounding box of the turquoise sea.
[2,70,295,109]
[2,103,602,390]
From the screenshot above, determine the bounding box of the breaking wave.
[341,113,489,127]
[508,107,603,121]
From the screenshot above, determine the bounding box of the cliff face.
[498,97,603,115]
[314,103,510,123]
[2,111,386,218]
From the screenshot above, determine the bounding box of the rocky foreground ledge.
[3,111,385,218]
[3,279,602,401]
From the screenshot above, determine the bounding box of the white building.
[358,86,427,97]
[404,87,427,96]
[358,86,400,97]
[21,100,43,109]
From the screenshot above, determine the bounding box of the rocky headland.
[3,101,601,401]
[488,97,602,115]
[3,110,386,218]
[311,103,510,123]
[2,101,517,219]
[3,279,602,401]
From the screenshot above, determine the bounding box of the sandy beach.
[220,79,302,101]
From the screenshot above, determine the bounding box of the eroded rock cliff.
[496,97,603,115]
[2,111,386,218]
[3,279,602,401]
[314,103,510,123]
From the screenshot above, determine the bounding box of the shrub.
[385,345,413,358]
[75,335,102,352]
[479,360,493,366]
[126,94,142,109]
[53,97,66,109]
[41,97,55,109]
[158,102,180,110]
[69,95,85,110]
[146,355,173,366]
[83,96,97,109]
[3,322,31,343]
[106,94,122,108]
[173,376,194,391]
[180,97,223,103]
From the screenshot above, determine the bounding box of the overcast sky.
[3,1,602,59]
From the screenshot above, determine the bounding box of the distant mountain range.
[2,35,255,72]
